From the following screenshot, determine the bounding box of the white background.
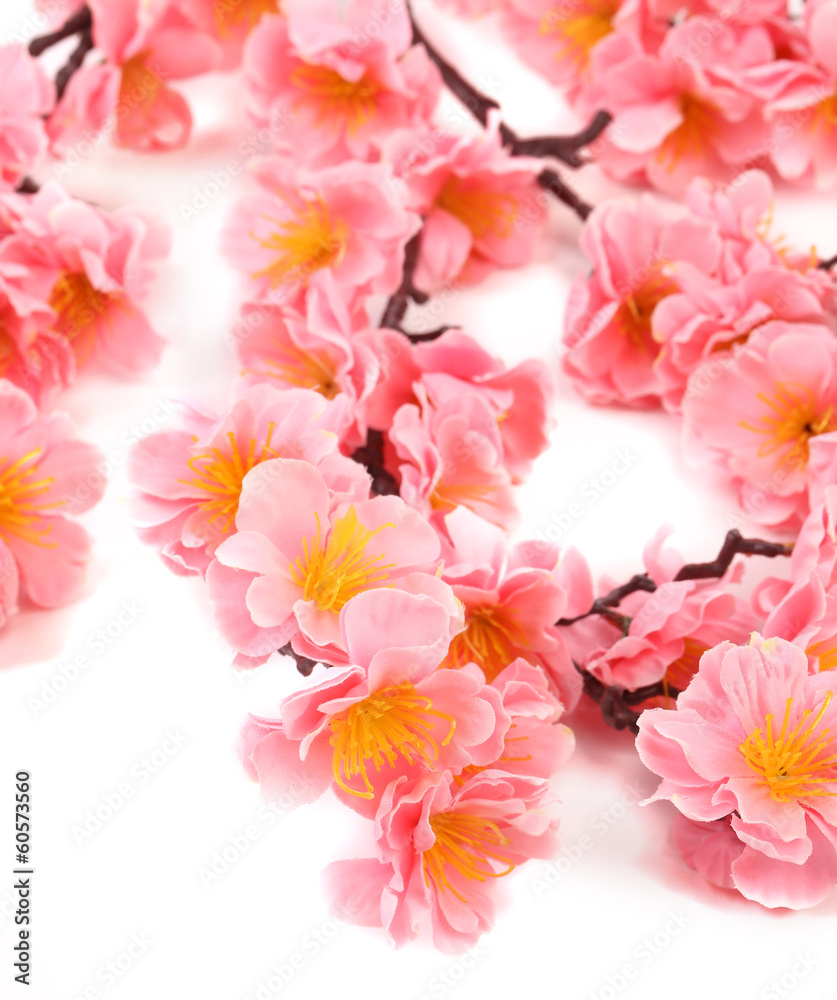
[1,2,836,998]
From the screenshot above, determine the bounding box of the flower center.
[0,450,61,547]
[739,382,837,473]
[288,505,396,612]
[807,637,837,672]
[49,272,114,362]
[811,87,837,133]
[118,51,163,114]
[181,423,278,533]
[214,0,279,36]
[252,195,348,288]
[441,605,526,682]
[436,178,519,241]
[329,683,455,798]
[539,0,618,69]
[290,64,380,134]
[616,270,676,350]
[429,480,500,516]
[739,692,837,802]
[423,812,515,902]
[656,95,717,171]
[257,341,340,399]
[661,638,708,705]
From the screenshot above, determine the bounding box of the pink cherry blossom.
[208,457,448,663]
[222,157,419,310]
[361,326,556,481]
[682,320,837,530]
[436,505,592,709]
[575,526,756,694]
[562,193,722,407]
[48,0,220,154]
[234,285,378,450]
[0,381,105,608]
[129,384,357,577]
[2,182,170,376]
[178,0,282,68]
[323,767,560,951]
[385,115,547,293]
[243,6,440,166]
[388,387,519,532]
[0,45,54,190]
[238,587,508,815]
[636,634,837,909]
[578,19,772,194]
[744,0,837,189]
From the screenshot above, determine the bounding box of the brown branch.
[55,27,94,102]
[673,529,792,582]
[537,168,594,221]
[510,111,613,169]
[14,177,40,194]
[277,643,318,677]
[351,429,400,498]
[818,252,837,271]
[29,5,92,56]
[380,231,429,331]
[556,573,656,627]
[406,325,454,343]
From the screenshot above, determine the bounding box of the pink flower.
[562,193,722,407]
[385,115,547,293]
[222,157,419,309]
[682,321,837,530]
[654,266,834,413]
[0,381,105,608]
[208,457,448,663]
[578,19,772,194]
[436,505,592,710]
[0,45,54,190]
[576,526,755,693]
[501,0,637,91]
[438,0,505,13]
[323,767,560,951]
[48,0,220,153]
[178,0,282,67]
[234,285,378,450]
[238,587,508,815]
[362,326,556,481]
[2,182,170,376]
[745,0,837,189]
[129,384,356,577]
[388,388,519,532]
[636,634,837,909]
[243,6,440,166]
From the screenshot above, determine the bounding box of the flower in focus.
[637,634,837,909]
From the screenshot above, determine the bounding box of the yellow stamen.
[214,0,280,37]
[436,178,519,241]
[0,449,63,547]
[429,480,500,516]
[290,64,380,134]
[661,638,708,707]
[423,812,515,902]
[441,605,527,683]
[49,271,125,365]
[810,87,837,135]
[118,51,163,115]
[656,95,717,171]
[739,382,837,473]
[806,637,837,673]
[180,423,278,533]
[739,692,837,801]
[288,505,396,612]
[251,194,348,289]
[250,340,340,399]
[539,0,618,70]
[329,683,455,798]
[615,269,676,350]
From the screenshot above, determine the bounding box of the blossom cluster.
[450,0,837,194]
[0,39,170,632]
[562,168,837,531]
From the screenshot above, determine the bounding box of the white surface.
[2,3,837,999]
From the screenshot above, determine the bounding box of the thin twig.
[277,643,318,677]
[55,27,94,102]
[351,429,400,498]
[379,231,428,331]
[28,5,92,57]
[673,529,792,582]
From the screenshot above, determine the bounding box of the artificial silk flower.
[682,321,837,530]
[384,114,548,294]
[243,7,440,166]
[208,457,448,662]
[571,526,756,695]
[324,767,561,951]
[637,634,837,909]
[0,381,105,609]
[48,0,220,153]
[238,587,508,816]
[1,181,170,377]
[222,156,419,309]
